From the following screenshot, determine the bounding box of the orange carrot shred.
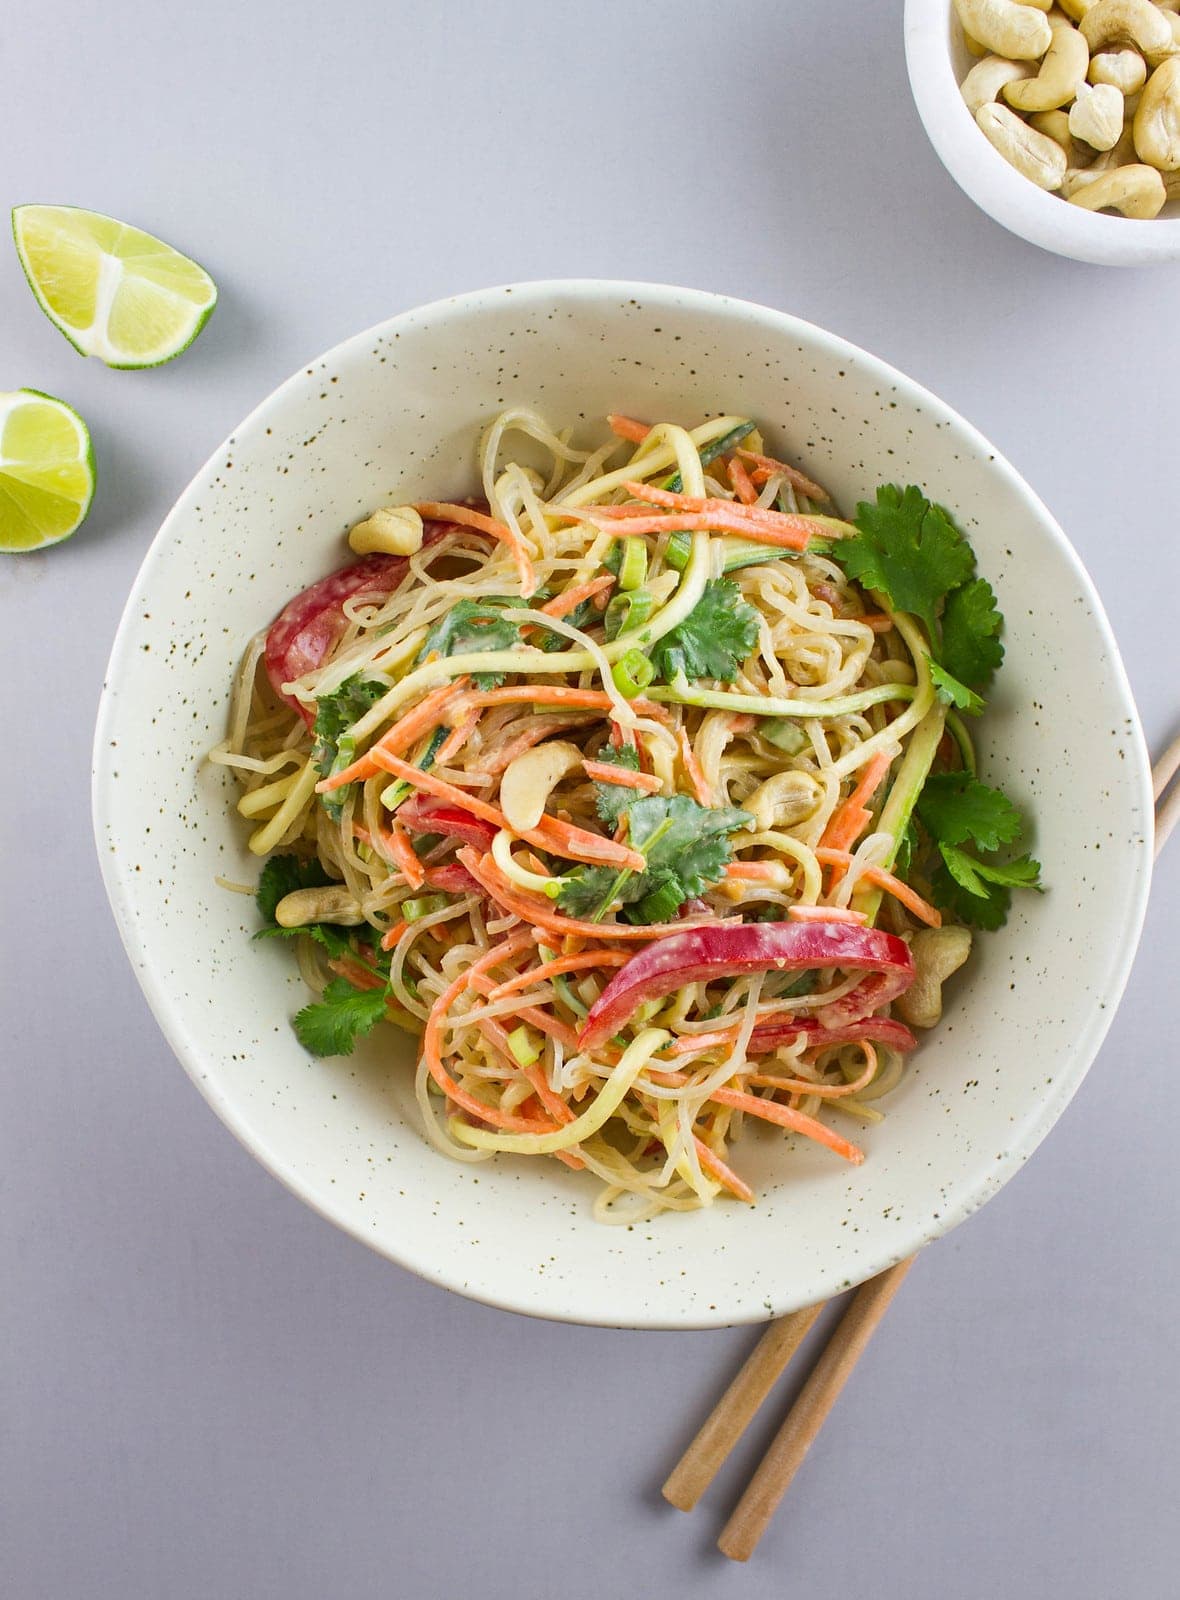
[582,760,663,794]
[415,501,537,596]
[727,456,759,505]
[735,448,831,503]
[815,848,942,927]
[386,822,425,889]
[606,413,651,443]
[676,727,713,806]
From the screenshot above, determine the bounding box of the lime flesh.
[0,389,95,551]
[12,204,217,368]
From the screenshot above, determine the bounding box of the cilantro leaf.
[417,597,524,689]
[590,743,642,826]
[292,977,391,1057]
[928,659,984,716]
[555,794,750,922]
[929,863,1011,931]
[554,865,621,919]
[313,676,388,818]
[843,486,975,640]
[649,579,759,684]
[256,853,334,924]
[915,772,1023,853]
[940,578,1004,693]
[628,795,751,903]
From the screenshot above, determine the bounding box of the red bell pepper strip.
[747,1015,917,1055]
[578,921,913,1050]
[263,517,465,724]
[397,797,498,853]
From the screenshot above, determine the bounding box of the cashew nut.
[953,0,1054,58]
[962,54,1034,113]
[1056,0,1096,18]
[1134,56,1180,165]
[1080,0,1175,63]
[1066,159,1167,209]
[1004,17,1090,109]
[894,927,973,1030]
[275,885,366,927]
[348,505,424,557]
[500,740,584,833]
[743,770,824,833]
[963,30,991,57]
[976,101,1070,185]
[1088,45,1147,90]
[1069,79,1126,146]
[1164,165,1180,194]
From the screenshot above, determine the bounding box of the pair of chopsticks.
[664,732,1180,1562]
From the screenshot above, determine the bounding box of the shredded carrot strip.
[606,413,651,443]
[694,1137,755,1203]
[415,500,537,596]
[724,861,780,882]
[820,749,895,857]
[316,679,468,792]
[371,751,644,870]
[647,1067,864,1164]
[488,950,633,1001]
[466,684,669,720]
[815,848,942,927]
[676,727,713,805]
[481,715,591,777]
[467,973,580,1049]
[422,932,559,1132]
[582,759,663,794]
[787,904,869,925]
[435,707,480,765]
[385,822,425,889]
[727,456,759,505]
[459,848,718,941]
[619,481,813,544]
[729,713,758,733]
[538,576,614,617]
[379,919,409,953]
[735,448,830,503]
[860,613,895,633]
[571,504,814,549]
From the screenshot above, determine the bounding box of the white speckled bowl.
[905,0,1180,265]
[93,281,1152,1327]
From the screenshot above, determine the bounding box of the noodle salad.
[212,410,1041,1222]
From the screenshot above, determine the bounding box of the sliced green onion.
[761,718,809,755]
[945,709,977,774]
[617,536,648,591]
[552,973,588,1018]
[612,647,655,698]
[402,894,448,922]
[665,531,692,571]
[663,420,756,492]
[604,588,653,641]
[379,723,448,811]
[628,879,683,923]
[507,1026,541,1067]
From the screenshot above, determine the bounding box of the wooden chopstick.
[660,738,1177,1560]
[717,1259,914,1561]
[662,1302,824,1511]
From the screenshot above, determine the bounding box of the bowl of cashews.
[905,0,1180,263]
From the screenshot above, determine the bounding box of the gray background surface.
[3,2,1178,1596]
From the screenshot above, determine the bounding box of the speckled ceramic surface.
[92,280,1153,1328]
[905,0,1180,266]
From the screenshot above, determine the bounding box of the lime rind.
[12,203,218,369]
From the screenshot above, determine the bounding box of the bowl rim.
[903,0,1180,266]
[92,278,1155,1327]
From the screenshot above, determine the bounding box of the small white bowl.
[93,280,1153,1327]
[905,0,1180,265]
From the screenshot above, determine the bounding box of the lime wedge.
[0,390,95,551]
[12,204,217,369]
